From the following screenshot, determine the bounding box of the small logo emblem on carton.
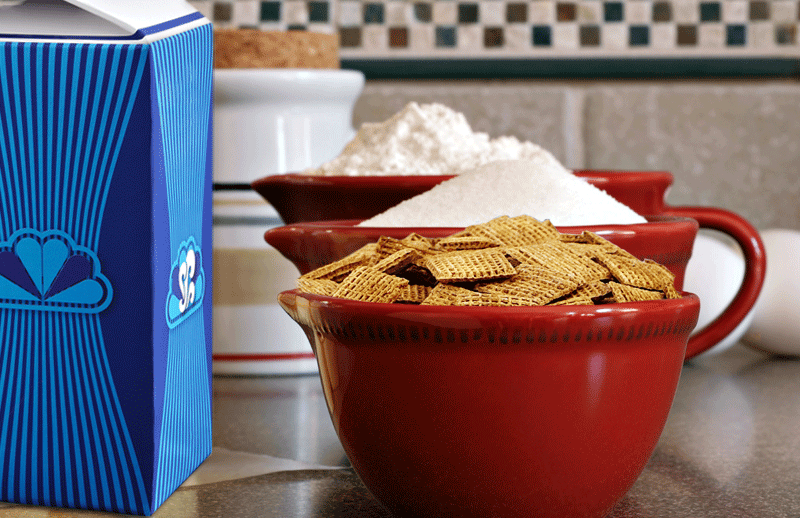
[0,230,112,313]
[166,237,205,328]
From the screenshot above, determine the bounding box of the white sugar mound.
[359,160,647,227]
[302,102,562,176]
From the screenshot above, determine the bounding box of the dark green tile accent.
[700,2,721,22]
[436,26,457,47]
[458,3,479,23]
[308,2,329,23]
[532,25,552,46]
[259,1,280,22]
[604,2,624,22]
[629,25,649,46]
[727,25,746,46]
[342,58,800,80]
[364,3,384,24]
[414,2,432,22]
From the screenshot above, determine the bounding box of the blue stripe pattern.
[149,24,213,511]
[0,41,152,514]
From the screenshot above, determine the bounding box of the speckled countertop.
[1,343,799,518]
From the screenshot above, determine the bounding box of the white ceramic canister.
[212,189,316,375]
[213,68,365,182]
[212,69,364,375]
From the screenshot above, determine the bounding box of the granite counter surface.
[1,344,798,518]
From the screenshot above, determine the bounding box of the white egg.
[742,229,800,356]
[684,231,753,357]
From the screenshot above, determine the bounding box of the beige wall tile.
[583,83,800,229]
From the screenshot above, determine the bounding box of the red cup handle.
[662,206,766,359]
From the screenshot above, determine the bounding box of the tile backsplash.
[193,0,799,58]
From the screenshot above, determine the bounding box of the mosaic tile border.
[192,0,800,77]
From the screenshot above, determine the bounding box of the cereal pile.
[301,102,565,177]
[360,160,647,227]
[297,215,680,306]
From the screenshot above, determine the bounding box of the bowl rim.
[279,289,701,351]
[281,288,699,315]
[267,213,698,235]
[252,169,674,189]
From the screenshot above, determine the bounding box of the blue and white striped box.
[0,1,213,515]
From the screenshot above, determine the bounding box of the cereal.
[332,266,409,303]
[607,282,665,303]
[295,215,682,306]
[454,293,541,307]
[374,248,421,275]
[436,236,501,251]
[474,264,579,306]
[421,283,477,306]
[504,242,611,284]
[299,245,375,282]
[425,248,516,283]
[397,285,434,304]
[296,277,339,297]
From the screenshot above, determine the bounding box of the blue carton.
[0,1,213,515]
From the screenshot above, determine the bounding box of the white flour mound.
[302,102,563,176]
[360,159,647,227]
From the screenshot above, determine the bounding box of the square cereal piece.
[435,235,501,251]
[425,248,516,283]
[373,248,421,275]
[662,282,682,299]
[454,293,540,307]
[375,235,434,261]
[561,231,638,260]
[608,281,664,303]
[505,242,612,283]
[397,284,434,304]
[546,295,594,306]
[332,266,409,303]
[464,215,560,247]
[401,233,436,249]
[421,283,477,306]
[573,279,612,301]
[300,243,377,281]
[595,253,675,291]
[475,264,579,305]
[394,262,439,287]
[297,277,339,296]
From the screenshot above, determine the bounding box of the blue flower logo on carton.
[0,230,112,313]
[166,237,205,329]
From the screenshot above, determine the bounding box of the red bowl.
[279,289,701,518]
[251,170,674,224]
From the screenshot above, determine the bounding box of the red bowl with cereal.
[266,214,751,360]
[278,215,700,517]
[277,219,700,518]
